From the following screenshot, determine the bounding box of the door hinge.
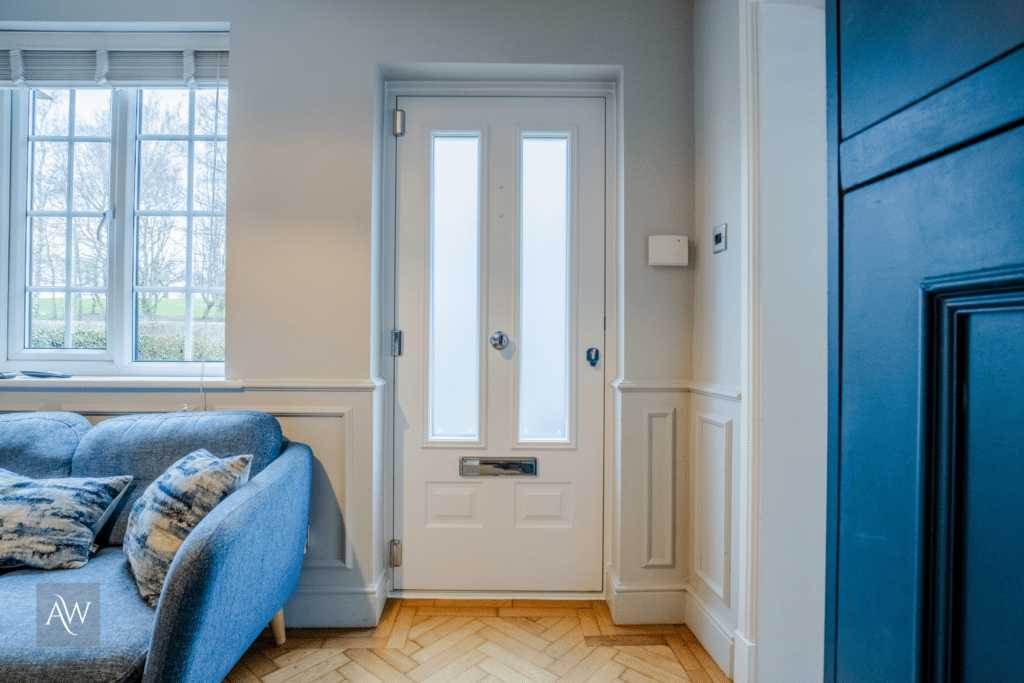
[393,109,405,137]
[391,330,404,357]
[390,539,403,567]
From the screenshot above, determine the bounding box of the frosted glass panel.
[519,137,570,442]
[429,136,481,440]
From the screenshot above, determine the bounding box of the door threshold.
[389,590,606,601]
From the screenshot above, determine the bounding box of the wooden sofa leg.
[271,609,286,646]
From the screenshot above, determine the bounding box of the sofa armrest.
[141,442,313,683]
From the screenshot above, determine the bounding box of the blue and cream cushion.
[123,449,252,607]
[0,468,133,570]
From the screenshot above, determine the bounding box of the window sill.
[0,376,242,391]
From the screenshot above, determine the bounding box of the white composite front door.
[393,95,606,592]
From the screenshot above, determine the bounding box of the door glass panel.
[429,135,481,440]
[519,136,570,442]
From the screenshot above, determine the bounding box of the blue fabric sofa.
[0,410,313,683]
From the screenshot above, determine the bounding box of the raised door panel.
[959,310,1024,682]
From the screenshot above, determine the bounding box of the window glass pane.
[136,292,186,361]
[72,142,110,211]
[192,293,225,361]
[73,91,111,137]
[28,293,66,349]
[139,90,190,136]
[70,294,106,349]
[194,88,228,136]
[519,137,570,442]
[138,140,188,211]
[193,141,227,212]
[29,216,67,287]
[137,216,187,288]
[32,90,69,136]
[193,217,226,289]
[72,217,107,288]
[430,135,481,441]
[31,141,68,211]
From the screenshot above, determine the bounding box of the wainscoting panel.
[645,409,677,568]
[214,386,386,627]
[693,412,732,604]
[610,381,689,624]
[684,388,741,678]
[209,404,353,569]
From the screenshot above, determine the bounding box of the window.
[2,42,228,375]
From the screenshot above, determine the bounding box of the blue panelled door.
[826,1,1024,681]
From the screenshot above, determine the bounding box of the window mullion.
[64,93,76,349]
[108,89,136,367]
[183,89,196,362]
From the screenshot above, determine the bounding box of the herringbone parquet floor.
[223,600,731,683]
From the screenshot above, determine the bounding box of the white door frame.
[381,77,621,598]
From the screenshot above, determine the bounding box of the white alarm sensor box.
[648,235,689,266]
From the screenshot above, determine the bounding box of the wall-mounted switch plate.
[648,235,689,266]
[713,224,727,253]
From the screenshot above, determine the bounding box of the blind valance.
[0,48,228,88]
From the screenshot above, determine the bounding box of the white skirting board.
[732,631,757,683]
[685,588,736,678]
[606,571,687,624]
[282,574,388,628]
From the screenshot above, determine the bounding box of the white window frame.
[1,28,228,378]
[3,85,226,377]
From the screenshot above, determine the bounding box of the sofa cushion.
[0,547,154,683]
[0,469,133,570]
[70,411,282,545]
[0,412,92,479]
[124,449,251,607]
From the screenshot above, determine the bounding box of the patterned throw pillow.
[0,468,133,570]
[123,449,252,607]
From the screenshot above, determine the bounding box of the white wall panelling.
[693,412,732,604]
[216,405,355,570]
[644,409,677,568]
[610,382,689,623]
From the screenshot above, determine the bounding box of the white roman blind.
[0,31,228,88]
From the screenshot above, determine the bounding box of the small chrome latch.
[392,330,404,357]
[586,348,600,367]
[390,539,403,567]
[490,331,509,350]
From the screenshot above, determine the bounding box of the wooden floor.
[224,599,731,683]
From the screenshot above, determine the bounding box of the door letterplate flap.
[460,457,538,476]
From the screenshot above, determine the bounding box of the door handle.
[586,348,600,367]
[490,331,509,350]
